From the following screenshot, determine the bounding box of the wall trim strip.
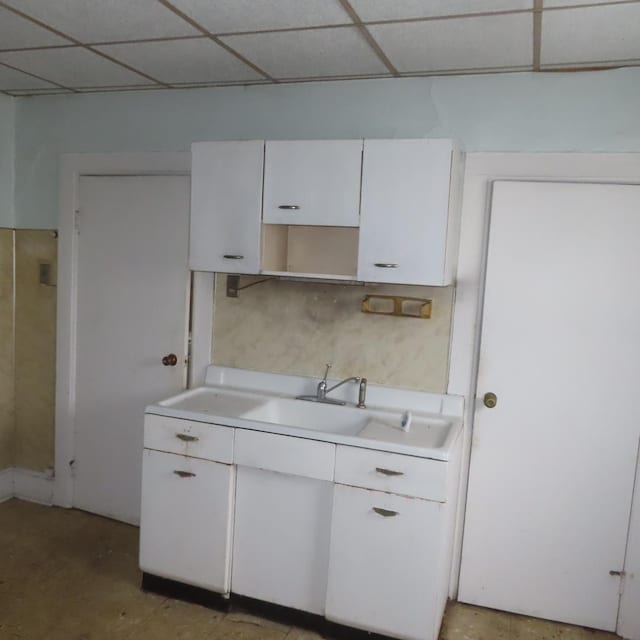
[0,467,55,505]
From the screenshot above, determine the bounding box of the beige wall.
[0,229,15,468]
[14,230,57,472]
[213,275,454,393]
[0,229,57,473]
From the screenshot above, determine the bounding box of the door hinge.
[74,209,80,233]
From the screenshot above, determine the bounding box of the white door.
[459,181,640,631]
[73,176,190,524]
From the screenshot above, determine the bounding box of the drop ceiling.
[0,0,638,96]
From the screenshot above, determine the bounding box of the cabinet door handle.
[375,467,404,476]
[373,507,399,518]
[173,470,196,478]
[374,263,399,268]
[175,433,199,442]
[278,205,300,210]
[223,254,244,260]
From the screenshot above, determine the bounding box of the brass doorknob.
[483,392,497,409]
[162,353,178,367]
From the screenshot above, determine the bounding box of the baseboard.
[0,468,14,503]
[12,468,54,505]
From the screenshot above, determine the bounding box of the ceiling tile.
[96,39,263,84]
[0,63,59,90]
[220,27,389,78]
[369,13,533,72]
[0,6,70,50]
[542,3,640,64]
[0,48,152,87]
[167,0,350,33]
[0,0,199,43]
[350,0,533,22]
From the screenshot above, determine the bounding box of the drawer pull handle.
[374,263,399,269]
[375,467,404,476]
[173,470,196,478]
[223,254,244,260]
[175,433,199,442]
[373,507,399,518]
[278,205,300,210]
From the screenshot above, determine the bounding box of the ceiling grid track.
[0,59,77,93]
[338,0,400,77]
[0,0,170,88]
[157,0,276,83]
[533,0,543,71]
[0,0,638,95]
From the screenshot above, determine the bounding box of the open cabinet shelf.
[261,224,359,279]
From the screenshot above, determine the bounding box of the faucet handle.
[322,363,332,382]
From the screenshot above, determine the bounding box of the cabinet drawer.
[144,414,234,464]
[235,429,335,481]
[335,446,446,502]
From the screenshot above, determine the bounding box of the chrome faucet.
[357,378,367,409]
[297,364,361,406]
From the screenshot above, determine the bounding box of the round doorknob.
[162,353,178,367]
[483,392,497,409]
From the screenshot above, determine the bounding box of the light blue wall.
[0,95,15,228]
[14,68,640,229]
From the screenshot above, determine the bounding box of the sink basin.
[242,398,454,451]
[241,397,370,435]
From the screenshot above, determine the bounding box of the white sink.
[242,397,455,451]
[241,398,370,435]
[151,378,462,460]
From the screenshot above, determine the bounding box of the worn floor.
[0,499,619,640]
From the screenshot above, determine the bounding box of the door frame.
[448,153,640,636]
[55,152,213,509]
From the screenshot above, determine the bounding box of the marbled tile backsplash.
[213,275,454,392]
[0,229,15,469]
[14,230,57,472]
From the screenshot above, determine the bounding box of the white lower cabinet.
[139,449,235,593]
[231,466,333,615]
[140,417,458,640]
[325,484,445,640]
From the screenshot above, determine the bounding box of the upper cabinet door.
[263,140,363,227]
[357,139,461,286]
[190,141,264,273]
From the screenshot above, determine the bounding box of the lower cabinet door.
[139,449,234,593]
[232,466,333,615]
[326,484,444,640]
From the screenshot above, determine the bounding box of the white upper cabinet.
[262,140,363,227]
[189,140,264,273]
[357,139,463,286]
[189,138,463,284]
